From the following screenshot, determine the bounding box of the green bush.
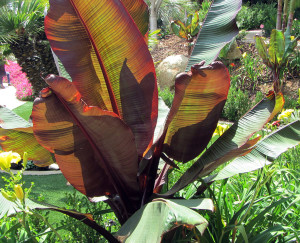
[158,87,174,108]
[222,86,251,121]
[237,3,277,30]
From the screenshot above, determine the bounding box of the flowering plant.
[277,109,295,121]
[4,61,34,100]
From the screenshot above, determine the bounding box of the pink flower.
[271,120,281,127]
[4,61,33,100]
[260,24,264,29]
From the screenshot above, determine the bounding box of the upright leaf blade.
[269,29,285,65]
[255,36,272,68]
[186,0,242,70]
[45,0,158,156]
[121,0,149,37]
[163,62,230,163]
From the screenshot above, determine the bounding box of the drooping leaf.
[0,107,54,166]
[31,76,139,211]
[186,0,242,70]
[269,29,285,65]
[45,0,158,156]
[163,62,230,163]
[0,193,118,243]
[163,92,284,196]
[209,120,300,181]
[168,198,214,212]
[115,198,208,242]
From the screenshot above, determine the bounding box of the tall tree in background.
[0,0,58,96]
[148,0,163,34]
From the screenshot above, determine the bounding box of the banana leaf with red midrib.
[45,0,158,157]
[162,62,231,163]
[32,76,140,210]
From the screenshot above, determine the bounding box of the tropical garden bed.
[0,0,299,242]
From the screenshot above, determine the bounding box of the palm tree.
[0,0,58,96]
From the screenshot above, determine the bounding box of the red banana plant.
[2,0,300,242]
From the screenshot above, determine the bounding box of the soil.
[151,34,300,101]
[150,35,189,66]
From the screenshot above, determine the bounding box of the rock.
[49,163,60,170]
[156,55,188,90]
[225,40,242,60]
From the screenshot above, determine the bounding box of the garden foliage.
[0,0,300,242]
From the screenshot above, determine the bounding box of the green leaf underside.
[0,107,54,166]
[186,0,242,70]
[163,93,284,196]
[45,0,158,157]
[115,199,208,243]
[163,62,230,163]
[210,120,300,181]
[32,77,139,202]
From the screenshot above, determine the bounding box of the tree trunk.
[149,0,163,33]
[281,0,289,31]
[287,0,295,31]
[276,0,283,30]
[9,34,58,97]
[149,2,158,34]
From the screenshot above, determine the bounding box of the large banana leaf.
[115,198,209,243]
[45,0,158,157]
[163,92,284,196]
[186,0,242,70]
[121,0,149,37]
[209,120,300,181]
[163,62,230,163]
[0,107,54,166]
[32,77,140,214]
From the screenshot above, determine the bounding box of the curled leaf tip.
[40,87,52,98]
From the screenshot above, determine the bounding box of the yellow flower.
[14,184,24,201]
[22,152,28,168]
[1,189,16,202]
[278,109,294,120]
[0,151,21,171]
[213,123,230,137]
[291,36,295,41]
[242,52,247,58]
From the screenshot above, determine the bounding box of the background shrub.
[237,3,277,31]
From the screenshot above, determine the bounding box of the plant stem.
[32,211,64,243]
